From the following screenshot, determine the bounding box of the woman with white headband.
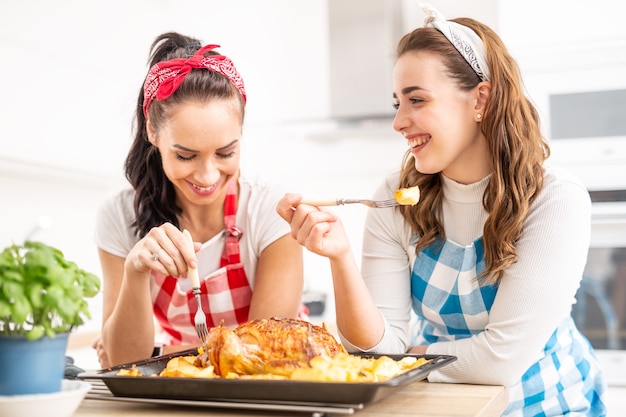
[93,32,304,367]
[277,4,607,415]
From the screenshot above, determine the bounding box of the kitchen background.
[1,0,625,409]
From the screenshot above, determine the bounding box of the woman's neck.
[176,195,227,243]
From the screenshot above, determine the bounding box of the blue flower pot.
[0,333,69,395]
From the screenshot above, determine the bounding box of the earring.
[476,113,482,120]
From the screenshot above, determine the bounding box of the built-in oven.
[574,191,626,386]
[547,89,626,386]
[576,190,626,349]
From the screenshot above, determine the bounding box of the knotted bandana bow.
[419,2,490,81]
[142,44,247,116]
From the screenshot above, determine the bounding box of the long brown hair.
[397,18,549,285]
[124,32,246,237]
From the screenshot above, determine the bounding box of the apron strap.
[221,179,243,266]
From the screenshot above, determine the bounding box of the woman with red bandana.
[93,32,303,367]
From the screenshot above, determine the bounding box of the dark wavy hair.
[125,32,246,237]
[396,19,549,285]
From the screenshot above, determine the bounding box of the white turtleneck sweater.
[341,163,592,386]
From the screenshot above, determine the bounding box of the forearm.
[248,235,304,320]
[102,270,155,366]
[347,186,414,354]
[331,249,385,349]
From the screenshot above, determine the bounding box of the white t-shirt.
[94,176,291,288]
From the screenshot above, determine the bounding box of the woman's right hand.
[124,223,200,279]
[276,193,351,259]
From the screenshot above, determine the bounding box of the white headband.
[419,2,490,81]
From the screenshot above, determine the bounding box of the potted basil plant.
[0,241,101,395]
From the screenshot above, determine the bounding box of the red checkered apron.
[151,179,252,345]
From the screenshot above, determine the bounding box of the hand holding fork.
[182,229,209,348]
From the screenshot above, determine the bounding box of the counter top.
[74,380,508,417]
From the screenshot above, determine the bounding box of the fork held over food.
[182,229,209,347]
[299,198,399,208]
[299,186,420,209]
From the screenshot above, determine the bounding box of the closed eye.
[176,153,195,161]
[217,151,236,159]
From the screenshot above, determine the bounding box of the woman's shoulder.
[96,188,137,236]
[532,163,592,219]
[237,175,286,219]
[239,175,281,193]
[94,188,138,256]
[238,175,287,204]
[542,163,590,202]
[371,170,402,199]
[236,175,291,250]
[98,188,136,217]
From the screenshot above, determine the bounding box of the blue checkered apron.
[411,238,607,416]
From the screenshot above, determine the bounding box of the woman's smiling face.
[392,51,491,184]
[148,99,242,206]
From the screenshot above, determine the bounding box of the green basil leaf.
[26,325,45,341]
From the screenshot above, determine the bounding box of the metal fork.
[182,229,209,347]
[300,198,399,208]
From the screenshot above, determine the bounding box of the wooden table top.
[74,380,508,417]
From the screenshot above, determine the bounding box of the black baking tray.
[79,349,456,406]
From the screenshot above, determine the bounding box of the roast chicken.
[195,317,346,377]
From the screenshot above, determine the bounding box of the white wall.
[498,0,626,191]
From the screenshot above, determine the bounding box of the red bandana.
[142,44,247,116]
